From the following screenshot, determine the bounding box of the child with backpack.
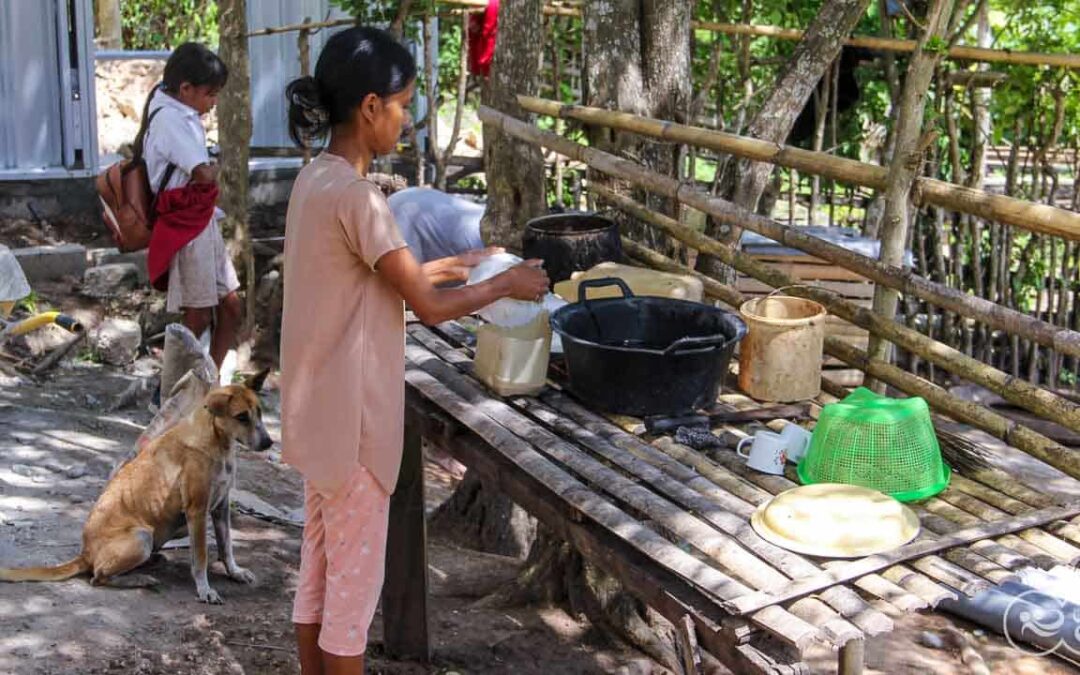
[133,42,240,373]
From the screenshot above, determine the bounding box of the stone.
[12,244,87,283]
[82,263,141,297]
[90,318,142,365]
[87,248,149,283]
[19,323,72,357]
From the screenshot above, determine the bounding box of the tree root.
[428,470,536,559]
[476,525,688,672]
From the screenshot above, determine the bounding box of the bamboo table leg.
[839,638,865,675]
[382,423,431,661]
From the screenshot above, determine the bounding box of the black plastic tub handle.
[661,334,728,356]
[576,277,635,304]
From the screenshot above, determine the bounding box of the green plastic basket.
[797,388,950,502]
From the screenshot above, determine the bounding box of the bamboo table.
[381,318,1080,674]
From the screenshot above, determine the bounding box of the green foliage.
[121,0,219,51]
[14,291,37,315]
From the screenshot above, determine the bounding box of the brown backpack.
[96,109,176,252]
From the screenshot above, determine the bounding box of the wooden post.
[298,21,312,166]
[382,423,431,661]
[95,0,122,49]
[867,0,956,387]
[217,0,255,332]
[838,638,865,675]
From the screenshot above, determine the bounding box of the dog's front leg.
[211,497,255,584]
[186,501,222,604]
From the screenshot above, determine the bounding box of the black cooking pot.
[550,278,747,417]
[522,212,622,286]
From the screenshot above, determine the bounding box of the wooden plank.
[838,639,866,675]
[922,499,1059,569]
[935,491,1080,565]
[382,424,431,661]
[723,503,1080,616]
[402,372,806,673]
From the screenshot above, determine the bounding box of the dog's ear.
[243,368,270,393]
[204,390,233,417]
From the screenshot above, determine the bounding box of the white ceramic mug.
[779,424,813,464]
[736,431,788,475]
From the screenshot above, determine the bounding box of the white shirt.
[143,88,224,220]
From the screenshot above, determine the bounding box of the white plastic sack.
[468,253,564,329]
[0,245,31,305]
[114,324,219,474]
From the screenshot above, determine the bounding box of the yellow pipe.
[6,312,84,337]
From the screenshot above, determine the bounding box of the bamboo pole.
[617,230,1080,482]
[247,17,355,37]
[518,96,1080,242]
[694,22,1080,70]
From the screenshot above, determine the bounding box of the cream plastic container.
[474,310,551,397]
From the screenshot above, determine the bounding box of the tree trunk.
[582,0,692,258]
[434,0,547,559]
[697,0,873,282]
[865,0,956,388]
[479,0,546,250]
[429,471,537,558]
[95,0,122,49]
[474,4,698,668]
[217,0,255,333]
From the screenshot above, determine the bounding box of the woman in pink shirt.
[281,26,548,675]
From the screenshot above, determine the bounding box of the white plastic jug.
[474,310,551,397]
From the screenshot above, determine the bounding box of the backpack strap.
[157,162,177,195]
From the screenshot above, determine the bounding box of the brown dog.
[0,371,273,604]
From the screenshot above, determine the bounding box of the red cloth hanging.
[467,0,499,77]
[147,182,219,291]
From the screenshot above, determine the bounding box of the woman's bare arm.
[376,248,548,325]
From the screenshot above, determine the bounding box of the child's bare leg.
[322,652,364,675]
[210,292,242,371]
[182,307,213,344]
[295,623,325,675]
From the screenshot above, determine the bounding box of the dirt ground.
[2,286,1079,675]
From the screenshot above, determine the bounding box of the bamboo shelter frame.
[517,96,1080,242]
[477,104,1080,480]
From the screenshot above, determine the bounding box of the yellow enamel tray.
[751,483,920,558]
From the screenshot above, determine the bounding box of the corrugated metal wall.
[247,0,350,148]
[0,0,96,176]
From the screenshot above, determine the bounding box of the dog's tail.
[0,555,90,582]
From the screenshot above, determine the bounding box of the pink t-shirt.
[280,152,408,497]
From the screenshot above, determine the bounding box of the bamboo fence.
[477,105,1080,449]
[517,96,1080,242]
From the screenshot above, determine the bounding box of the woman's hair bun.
[286,75,330,147]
